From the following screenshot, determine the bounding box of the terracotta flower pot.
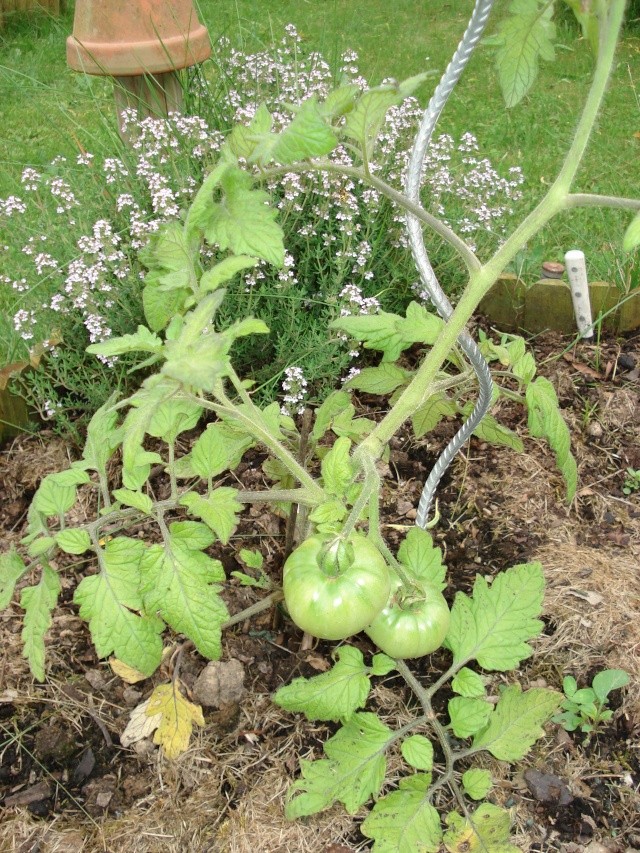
[67,0,211,77]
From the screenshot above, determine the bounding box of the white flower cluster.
[280,365,308,415]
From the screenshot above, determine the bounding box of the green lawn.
[0,1,638,279]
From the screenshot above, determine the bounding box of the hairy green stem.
[193,392,325,503]
[564,193,640,212]
[340,453,380,540]
[260,162,481,275]
[354,0,626,458]
[222,590,284,630]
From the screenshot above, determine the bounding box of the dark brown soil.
[1,329,639,852]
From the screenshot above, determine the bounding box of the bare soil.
[1,329,639,852]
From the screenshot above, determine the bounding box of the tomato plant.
[282,534,391,640]
[365,580,450,659]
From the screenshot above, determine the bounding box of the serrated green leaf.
[190,164,285,268]
[200,255,258,293]
[444,803,519,852]
[321,436,354,497]
[397,528,447,590]
[27,536,56,558]
[224,103,273,161]
[346,363,411,395]
[311,390,352,441]
[444,562,545,671]
[448,697,493,739]
[180,487,242,544]
[471,412,524,452]
[143,282,189,332]
[286,712,393,818]
[401,302,445,345]
[55,528,92,555]
[320,84,360,119]
[462,768,492,801]
[401,735,434,771]
[74,537,164,676]
[411,392,457,439]
[308,500,347,525]
[623,213,640,252]
[526,376,577,500]
[87,325,164,359]
[32,474,78,518]
[74,394,122,476]
[20,564,60,681]
[472,684,560,760]
[271,96,338,164]
[140,521,227,661]
[490,0,556,107]
[451,668,486,698]
[331,311,407,362]
[361,781,442,853]
[511,351,537,384]
[191,422,255,481]
[112,488,154,515]
[147,399,203,444]
[239,548,263,570]
[0,549,29,609]
[370,653,396,676]
[273,647,372,722]
[342,74,430,158]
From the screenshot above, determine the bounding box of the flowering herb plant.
[1,1,638,849]
[0,27,524,434]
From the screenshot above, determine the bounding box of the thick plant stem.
[355,0,626,459]
[222,590,284,630]
[193,392,325,503]
[261,161,481,275]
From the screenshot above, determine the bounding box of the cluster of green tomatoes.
[282,533,450,659]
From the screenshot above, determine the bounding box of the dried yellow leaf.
[145,680,204,759]
[110,657,149,684]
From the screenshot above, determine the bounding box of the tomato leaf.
[20,563,60,681]
[412,392,457,439]
[0,549,29,609]
[526,376,577,501]
[448,697,493,739]
[286,712,393,818]
[320,436,354,498]
[112,488,154,515]
[472,684,561,760]
[451,667,486,698]
[74,537,164,676]
[345,363,411,395]
[273,646,372,722]
[488,0,556,108]
[397,528,447,590]
[141,521,228,661]
[444,562,545,671]
[462,768,493,801]
[401,734,434,771]
[191,422,255,481]
[361,774,442,852]
[271,96,338,164]
[180,488,243,545]
[146,680,205,759]
[443,803,519,852]
[55,529,92,555]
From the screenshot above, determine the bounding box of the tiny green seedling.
[623,468,640,495]
[554,669,629,740]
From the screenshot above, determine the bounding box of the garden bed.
[0,326,638,852]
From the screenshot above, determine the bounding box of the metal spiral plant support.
[405,0,496,529]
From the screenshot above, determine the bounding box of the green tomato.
[283,533,390,640]
[365,582,450,659]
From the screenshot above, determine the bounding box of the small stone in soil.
[524,768,574,806]
[193,659,246,708]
